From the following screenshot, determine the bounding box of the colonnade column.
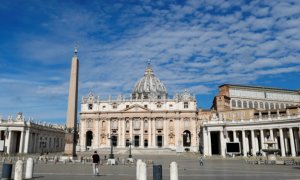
[242,130,247,157]
[289,128,296,157]
[203,127,208,156]
[260,129,265,156]
[19,130,25,153]
[269,129,274,140]
[279,128,286,157]
[220,129,225,157]
[207,130,211,156]
[295,128,300,154]
[233,130,237,142]
[6,130,11,154]
[24,129,30,153]
[251,130,256,156]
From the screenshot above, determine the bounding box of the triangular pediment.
[123,104,149,112]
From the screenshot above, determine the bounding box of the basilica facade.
[79,63,200,152]
[79,63,300,157]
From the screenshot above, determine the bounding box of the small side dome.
[132,63,167,100]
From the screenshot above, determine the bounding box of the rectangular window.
[126,105,129,108]
[144,105,148,108]
[157,104,161,108]
[88,104,93,110]
[184,102,189,108]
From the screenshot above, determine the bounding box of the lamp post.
[107,133,114,159]
[128,141,132,158]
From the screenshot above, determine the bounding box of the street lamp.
[128,140,132,158]
[107,133,114,159]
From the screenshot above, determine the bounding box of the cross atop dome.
[144,59,154,75]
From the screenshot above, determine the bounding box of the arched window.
[270,103,274,109]
[260,102,264,109]
[237,100,242,108]
[254,101,258,109]
[249,101,253,108]
[280,103,284,109]
[232,100,236,107]
[243,101,247,108]
[275,103,279,109]
[265,102,269,110]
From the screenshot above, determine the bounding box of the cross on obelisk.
[64,46,79,157]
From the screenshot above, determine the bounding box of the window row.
[231,99,295,110]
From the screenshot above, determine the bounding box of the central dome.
[132,63,168,100]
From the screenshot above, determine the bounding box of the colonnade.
[203,123,300,157]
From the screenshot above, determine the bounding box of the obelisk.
[64,47,79,157]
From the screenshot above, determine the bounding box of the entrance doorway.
[211,131,220,155]
[86,131,93,150]
[112,135,117,147]
[157,136,163,147]
[144,139,148,148]
[134,135,139,147]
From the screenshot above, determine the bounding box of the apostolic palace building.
[79,61,300,157]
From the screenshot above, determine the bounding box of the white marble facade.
[80,64,199,152]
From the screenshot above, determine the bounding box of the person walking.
[92,151,100,176]
[199,156,204,166]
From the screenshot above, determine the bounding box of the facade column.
[289,128,296,157]
[175,118,180,149]
[148,119,152,147]
[220,129,225,157]
[242,130,247,157]
[130,118,133,147]
[80,119,85,151]
[251,130,256,156]
[162,118,166,148]
[19,130,25,153]
[279,128,286,157]
[96,119,99,148]
[141,118,144,148]
[107,119,111,147]
[152,118,156,147]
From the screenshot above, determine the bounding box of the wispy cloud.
[0,0,299,123]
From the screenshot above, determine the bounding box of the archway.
[183,130,191,147]
[86,131,93,150]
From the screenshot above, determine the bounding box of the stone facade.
[0,112,65,154]
[80,64,199,152]
[204,84,300,157]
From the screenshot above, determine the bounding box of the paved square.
[1,155,300,180]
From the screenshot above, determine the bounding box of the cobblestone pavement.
[1,154,300,180]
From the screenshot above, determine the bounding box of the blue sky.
[0,0,299,124]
